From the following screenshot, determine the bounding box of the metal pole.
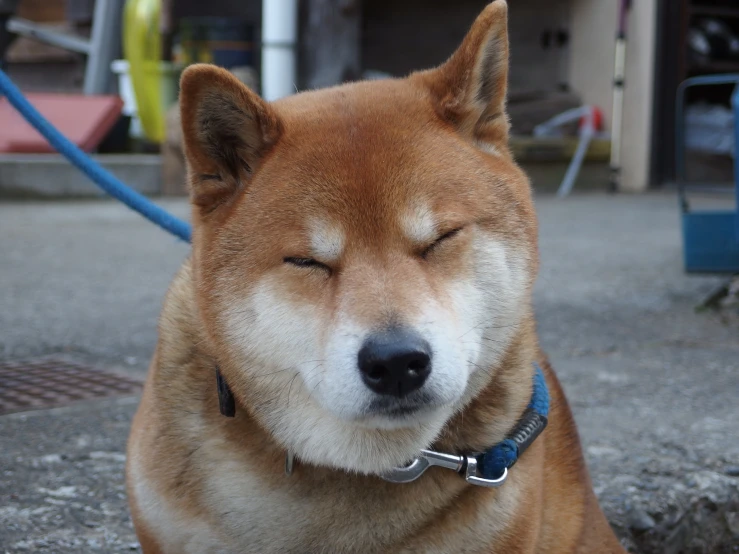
[83,0,124,95]
[609,0,631,193]
[160,0,174,62]
[262,0,299,101]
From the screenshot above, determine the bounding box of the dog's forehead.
[262,81,479,205]
[273,79,430,130]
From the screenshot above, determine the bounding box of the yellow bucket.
[123,0,180,143]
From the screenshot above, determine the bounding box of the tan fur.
[127,2,626,552]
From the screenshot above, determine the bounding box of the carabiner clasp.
[380,449,464,483]
[380,449,508,488]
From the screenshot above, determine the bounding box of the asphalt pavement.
[1,193,737,553]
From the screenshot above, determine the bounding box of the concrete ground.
[0,193,737,553]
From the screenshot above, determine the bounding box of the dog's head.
[180,0,537,474]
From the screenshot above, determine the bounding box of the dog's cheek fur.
[423,231,533,411]
[466,233,533,396]
[219,278,325,411]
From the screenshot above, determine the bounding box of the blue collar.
[381,363,549,487]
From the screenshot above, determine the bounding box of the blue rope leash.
[0,68,192,243]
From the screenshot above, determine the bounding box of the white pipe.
[609,38,627,191]
[261,0,299,101]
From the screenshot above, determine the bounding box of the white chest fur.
[131,444,521,554]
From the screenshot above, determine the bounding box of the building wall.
[568,0,658,191]
[362,0,571,95]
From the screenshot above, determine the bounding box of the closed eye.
[284,257,332,274]
[420,227,464,259]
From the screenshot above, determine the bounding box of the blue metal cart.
[676,74,739,273]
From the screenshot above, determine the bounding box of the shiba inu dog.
[126,2,626,552]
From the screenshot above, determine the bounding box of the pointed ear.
[179,64,283,210]
[413,0,510,151]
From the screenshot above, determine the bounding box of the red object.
[0,93,123,153]
[579,106,604,132]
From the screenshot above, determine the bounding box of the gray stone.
[664,517,694,554]
[725,512,739,538]
[627,507,656,532]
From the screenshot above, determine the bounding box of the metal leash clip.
[381,449,508,488]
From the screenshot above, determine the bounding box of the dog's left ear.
[414,0,510,150]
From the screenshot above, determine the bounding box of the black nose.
[358,329,432,397]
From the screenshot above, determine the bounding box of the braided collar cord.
[477,363,550,479]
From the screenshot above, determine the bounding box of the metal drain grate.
[0,358,143,415]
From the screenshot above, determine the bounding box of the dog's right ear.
[179,64,283,211]
[412,1,510,153]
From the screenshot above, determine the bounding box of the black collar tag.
[216,366,236,417]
